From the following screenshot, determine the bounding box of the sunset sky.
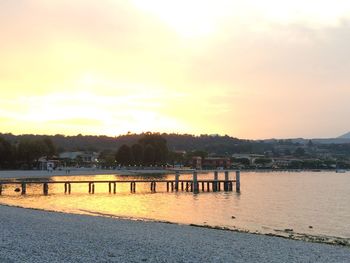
[1,0,350,139]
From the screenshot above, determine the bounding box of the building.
[38,157,60,171]
[59,151,99,167]
[191,156,231,169]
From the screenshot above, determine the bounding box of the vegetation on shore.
[1,132,350,170]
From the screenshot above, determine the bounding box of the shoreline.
[0,168,346,180]
[0,204,349,263]
[1,202,349,248]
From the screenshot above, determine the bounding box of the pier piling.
[236,170,241,192]
[43,183,49,195]
[193,171,198,193]
[213,171,218,192]
[21,183,26,195]
[175,171,179,191]
[224,171,229,191]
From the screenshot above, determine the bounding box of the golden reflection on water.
[1,172,350,239]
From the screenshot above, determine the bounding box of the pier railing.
[0,171,241,196]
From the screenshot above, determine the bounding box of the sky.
[1,0,350,139]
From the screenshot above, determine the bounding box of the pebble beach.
[0,205,349,263]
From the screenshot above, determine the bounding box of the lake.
[0,171,349,244]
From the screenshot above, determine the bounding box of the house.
[191,156,231,169]
[38,157,60,171]
[59,151,99,167]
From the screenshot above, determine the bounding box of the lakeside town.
[1,132,350,172]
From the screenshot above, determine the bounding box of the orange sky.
[1,0,350,139]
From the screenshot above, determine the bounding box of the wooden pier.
[0,171,241,196]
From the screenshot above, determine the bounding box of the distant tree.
[43,137,56,158]
[288,160,303,169]
[99,150,116,168]
[138,133,168,164]
[307,140,314,148]
[0,137,13,169]
[115,144,133,166]
[186,150,208,160]
[167,151,185,166]
[284,149,292,156]
[293,147,305,157]
[17,138,52,168]
[131,144,144,165]
[143,145,155,165]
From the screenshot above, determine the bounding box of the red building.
[191,157,231,169]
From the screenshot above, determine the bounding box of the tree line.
[0,137,56,169]
[115,133,168,166]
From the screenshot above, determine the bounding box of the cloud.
[1,1,350,138]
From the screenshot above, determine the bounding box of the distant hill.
[2,132,350,156]
[338,132,350,139]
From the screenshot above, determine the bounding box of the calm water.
[1,171,349,241]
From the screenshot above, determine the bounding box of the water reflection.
[0,171,349,241]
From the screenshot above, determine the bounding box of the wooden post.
[213,171,218,192]
[130,182,135,193]
[207,182,210,192]
[166,182,169,192]
[108,183,112,193]
[0,184,2,195]
[193,171,198,193]
[151,182,156,192]
[236,170,241,192]
[181,182,184,191]
[21,183,26,195]
[185,182,189,191]
[64,183,67,193]
[43,183,49,195]
[175,171,179,191]
[224,171,229,191]
[92,183,95,194]
[171,182,174,192]
[68,183,71,194]
[88,183,92,193]
[201,182,204,191]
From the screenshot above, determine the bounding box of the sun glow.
[131,0,232,38]
[1,0,350,138]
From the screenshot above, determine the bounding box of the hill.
[338,132,350,139]
[0,133,267,155]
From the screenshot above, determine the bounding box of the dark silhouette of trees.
[143,145,155,165]
[0,137,13,168]
[99,150,116,168]
[115,144,133,166]
[294,147,306,157]
[131,144,144,165]
[138,133,168,164]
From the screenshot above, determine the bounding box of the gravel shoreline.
[0,205,349,263]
